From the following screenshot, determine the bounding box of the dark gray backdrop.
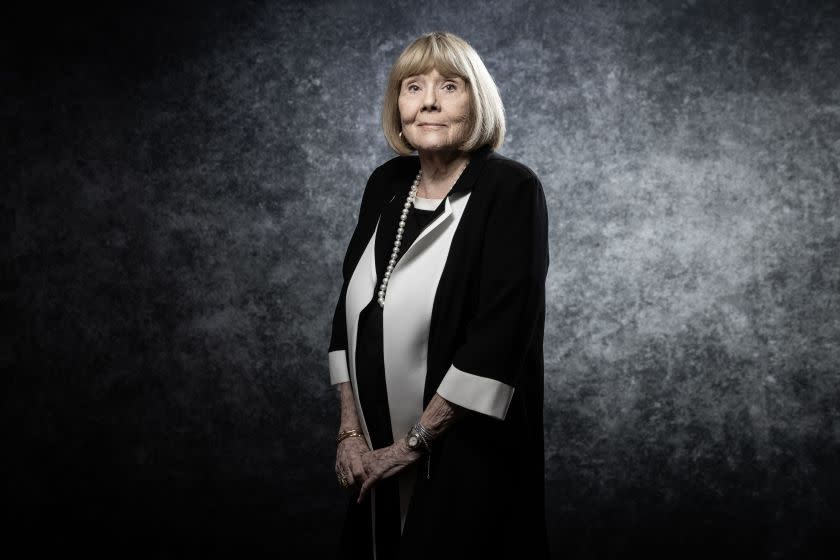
[7,0,839,557]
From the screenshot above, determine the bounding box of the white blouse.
[413,195,443,211]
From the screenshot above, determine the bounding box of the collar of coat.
[385,143,494,200]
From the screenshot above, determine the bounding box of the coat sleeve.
[327,166,384,385]
[436,173,549,419]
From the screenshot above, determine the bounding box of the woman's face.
[398,68,470,154]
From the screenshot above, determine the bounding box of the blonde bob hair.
[382,31,506,156]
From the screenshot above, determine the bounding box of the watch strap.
[406,423,432,453]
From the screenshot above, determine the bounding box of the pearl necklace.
[378,161,468,308]
[377,169,422,307]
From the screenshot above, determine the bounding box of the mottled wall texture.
[8,0,839,557]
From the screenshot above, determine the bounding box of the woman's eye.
[444,83,457,92]
[407,84,419,92]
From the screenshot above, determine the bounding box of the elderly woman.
[328,31,549,559]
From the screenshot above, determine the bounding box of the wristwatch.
[405,423,432,453]
[406,423,435,480]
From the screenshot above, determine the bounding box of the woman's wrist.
[336,428,364,446]
[396,437,424,460]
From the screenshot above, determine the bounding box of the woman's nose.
[422,87,438,110]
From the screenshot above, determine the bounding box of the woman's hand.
[357,439,423,503]
[335,435,370,489]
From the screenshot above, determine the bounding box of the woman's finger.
[336,460,353,487]
[357,473,376,503]
[357,457,383,503]
[350,455,366,483]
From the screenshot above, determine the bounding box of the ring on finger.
[337,471,349,488]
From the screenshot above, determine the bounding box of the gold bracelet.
[336,429,363,445]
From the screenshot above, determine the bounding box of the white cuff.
[329,350,350,385]
[436,364,514,420]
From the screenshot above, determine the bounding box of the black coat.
[329,144,550,559]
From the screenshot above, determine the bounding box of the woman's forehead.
[401,68,465,81]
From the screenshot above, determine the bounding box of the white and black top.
[329,144,551,559]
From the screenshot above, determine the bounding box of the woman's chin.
[413,142,459,154]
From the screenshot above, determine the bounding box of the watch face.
[408,435,419,448]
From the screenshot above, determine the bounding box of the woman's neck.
[417,149,470,199]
